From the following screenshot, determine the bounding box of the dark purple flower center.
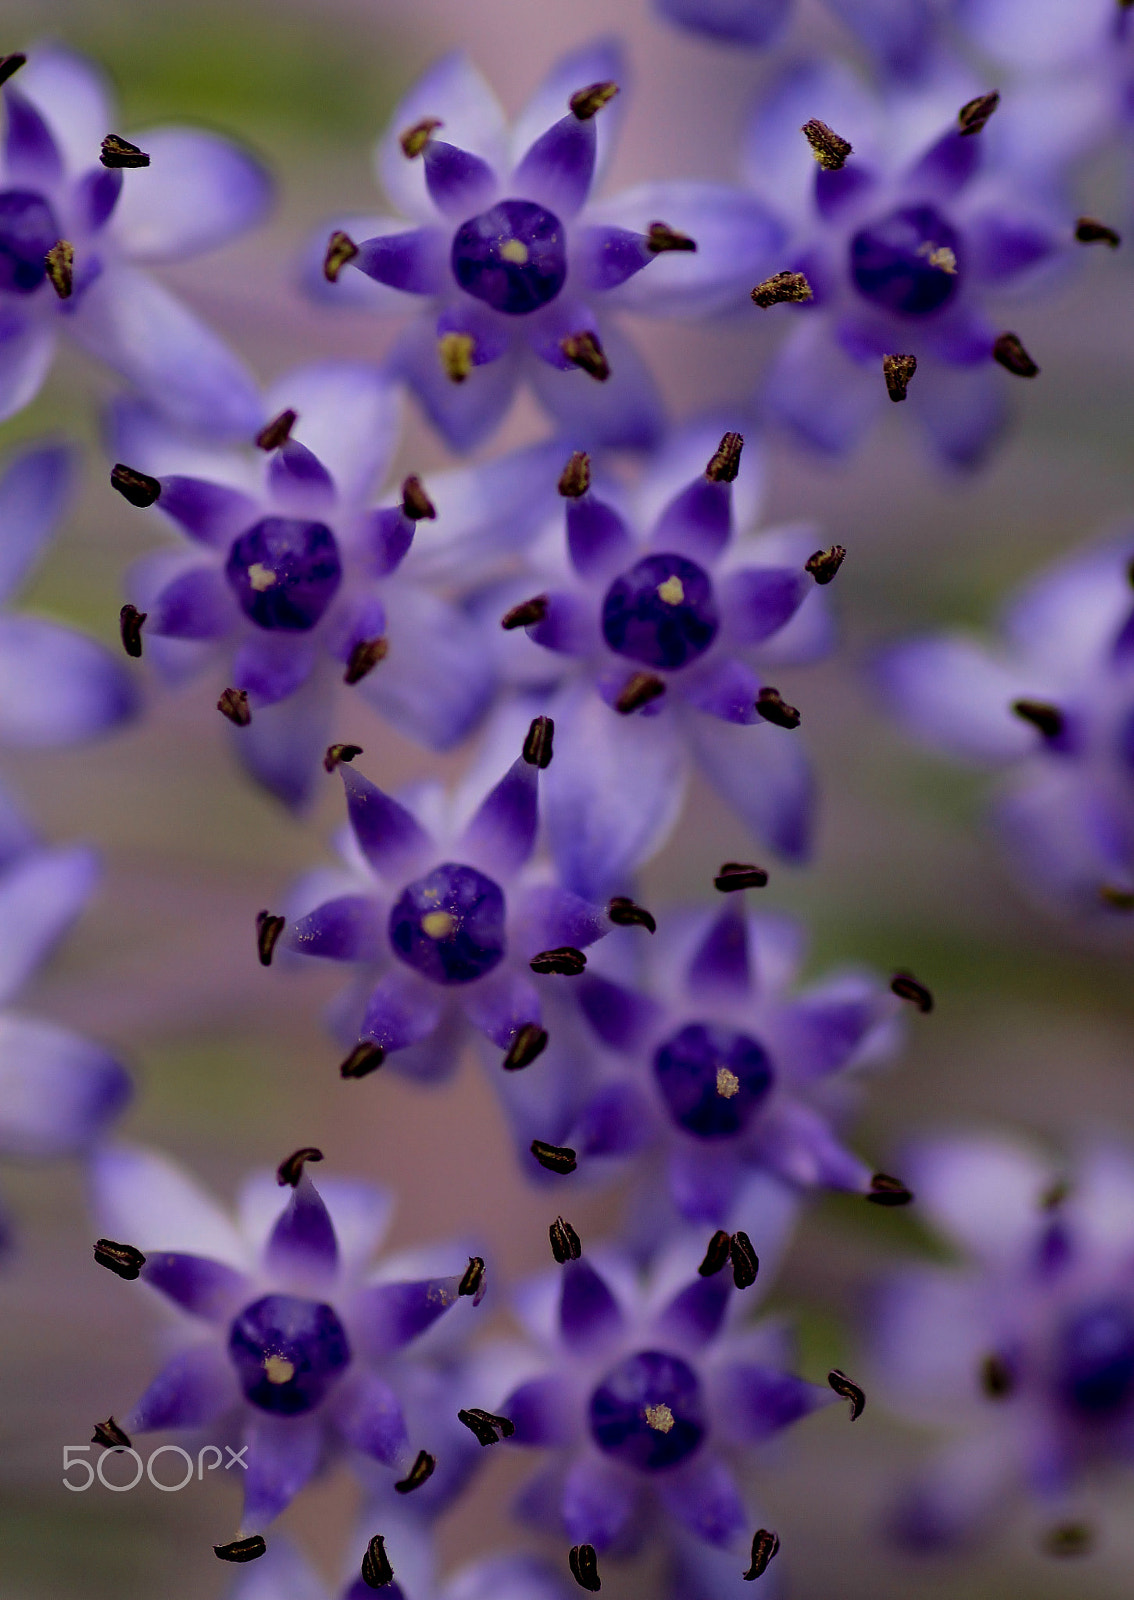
[602,553,719,671]
[451,198,567,316]
[590,1349,706,1471]
[225,517,343,632]
[228,1293,351,1416]
[1056,1299,1134,1420]
[0,189,59,295]
[389,861,506,986]
[653,1022,774,1139]
[850,203,962,317]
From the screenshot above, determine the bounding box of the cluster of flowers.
[3,6,1134,1595]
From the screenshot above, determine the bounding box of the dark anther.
[344,637,389,685]
[101,134,150,169]
[561,330,610,381]
[503,1023,549,1071]
[568,1543,601,1591]
[1041,1177,1070,1210]
[92,1417,131,1448]
[1012,698,1063,739]
[394,1449,436,1494]
[531,1139,578,1175]
[958,91,1000,136]
[459,1256,486,1300]
[401,475,436,520]
[1043,1523,1093,1558]
[713,861,768,892]
[530,946,587,976]
[730,1231,759,1289]
[558,451,591,497]
[400,117,442,159]
[324,229,359,283]
[751,270,813,308]
[218,687,251,726]
[867,1172,914,1206]
[698,1230,732,1277]
[256,911,286,967]
[44,240,73,299]
[608,896,656,933]
[361,1533,395,1588]
[0,54,27,86]
[570,82,619,121]
[439,331,475,383]
[214,1536,267,1564]
[802,118,852,169]
[110,463,161,508]
[340,1041,385,1079]
[615,671,666,714]
[1099,884,1134,911]
[981,1353,1014,1397]
[755,687,801,729]
[119,604,146,659]
[992,331,1039,377]
[502,594,549,631]
[523,715,555,768]
[276,1147,323,1188]
[256,409,296,451]
[457,1407,515,1446]
[647,221,697,253]
[883,352,917,403]
[828,1368,865,1420]
[1075,216,1121,248]
[706,431,744,483]
[890,972,933,1013]
[743,1529,781,1581]
[324,742,363,773]
[93,1238,146,1279]
[805,545,846,585]
[550,1215,582,1263]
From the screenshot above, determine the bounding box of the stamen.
[0,54,26,86]
[1041,1178,1070,1210]
[698,1229,732,1277]
[340,1042,385,1079]
[323,230,359,283]
[92,1416,132,1448]
[657,574,685,605]
[615,671,666,714]
[503,1023,549,1072]
[558,451,591,497]
[217,687,251,726]
[916,242,956,274]
[263,1355,295,1384]
[344,637,389,685]
[713,861,768,892]
[866,1171,914,1206]
[110,463,161,508]
[422,910,456,939]
[276,1147,322,1187]
[256,911,286,967]
[958,91,1000,136]
[890,971,933,1012]
[500,238,529,265]
[751,270,813,308]
[439,331,475,383]
[730,1230,759,1289]
[361,1533,395,1588]
[828,1368,865,1419]
[1043,1524,1092,1558]
[560,330,610,381]
[531,1139,578,1175]
[256,410,296,451]
[457,1407,515,1445]
[401,475,436,520]
[805,545,846,585]
[644,1402,674,1432]
[1012,698,1063,739]
[743,1529,780,1581]
[1099,885,1134,911]
[119,604,146,659]
[1076,217,1121,248]
[100,134,150,169]
[801,118,852,170]
[502,594,549,630]
[647,221,697,254]
[981,1353,1014,1397]
[523,714,555,768]
[570,81,619,120]
[705,430,743,483]
[530,946,587,976]
[607,896,656,933]
[44,240,73,299]
[394,1448,436,1494]
[549,1215,582,1262]
[324,743,363,773]
[93,1238,146,1279]
[992,331,1039,377]
[755,687,801,728]
[214,1536,267,1564]
[400,117,442,158]
[716,1066,740,1098]
[458,1256,486,1300]
[883,353,917,403]
[568,1543,601,1592]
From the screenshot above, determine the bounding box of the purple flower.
[871,1133,1134,1548]
[877,531,1134,923]
[0,45,269,433]
[655,0,937,80]
[307,41,782,451]
[92,1144,484,1532]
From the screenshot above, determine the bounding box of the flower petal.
[0,442,74,603]
[504,1373,579,1446]
[905,357,1009,473]
[266,363,401,507]
[566,493,635,582]
[528,324,666,451]
[334,1369,408,1465]
[241,1411,324,1530]
[157,476,259,547]
[719,567,809,646]
[711,1363,835,1444]
[284,895,385,963]
[462,967,541,1048]
[681,657,762,725]
[17,46,112,172]
[686,906,751,996]
[127,1341,238,1432]
[763,318,884,458]
[874,634,1038,763]
[826,0,936,78]
[112,127,271,259]
[652,475,732,564]
[577,972,660,1052]
[559,1259,623,1352]
[0,615,138,745]
[3,86,62,184]
[422,138,497,217]
[0,312,55,423]
[351,1274,463,1358]
[560,1452,637,1549]
[140,1252,250,1321]
[460,756,538,875]
[91,1143,249,1264]
[656,1274,732,1349]
[233,635,317,707]
[0,844,98,1007]
[903,1132,1052,1262]
[150,564,234,639]
[264,1174,339,1286]
[655,1455,746,1547]
[684,712,814,862]
[377,53,508,226]
[513,113,596,219]
[655,0,790,47]
[0,1015,131,1157]
[340,765,431,879]
[511,39,627,193]
[389,317,520,453]
[360,969,443,1054]
[354,227,449,295]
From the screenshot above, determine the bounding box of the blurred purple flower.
[656,0,937,81]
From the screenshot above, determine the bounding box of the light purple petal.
[681,657,762,725]
[233,635,316,706]
[460,757,538,875]
[361,507,414,577]
[826,0,936,77]
[354,227,448,295]
[111,127,271,259]
[0,1016,131,1157]
[748,1098,869,1191]
[906,129,980,200]
[361,969,443,1053]
[652,476,731,564]
[656,0,790,47]
[529,324,666,452]
[334,1369,408,1465]
[764,318,884,458]
[904,1132,1051,1262]
[566,493,635,582]
[267,439,336,513]
[235,669,330,809]
[0,844,98,1006]
[140,1252,250,1321]
[874,635,1038,763]
[741,58,880,210]
[390,317,519,453]
[771,982,892,1078]
[264,1174,339,1285]
[0,312,55,423]
[241,1411,323,1529]
[157,476,259,547]
[352,1274,463,1357]
[685,712,814,862]
[561,1453,637,1548]
[559,1259,623,1352]
[340,765,431,878]
[127,1341,238,1432]
[3,86,62,183]
[905,357,1009,472]
[527,590,597,657]
[378,53,508,226]
[462,968,541,1049]
[149,564,234,639]
[503,1373,579,1446]
[655,1455,745,1547]
[518,885,610,952]
[711,1364,835,1443]
[284,895,384,963]
[17,46,112,172]
[265,363,401,506]
[0,442,74,603]
[573,225,652,293]
[719,567,809,645]
[91,1143,248,1263]
[74,166,122,233]
[0,616,137,745]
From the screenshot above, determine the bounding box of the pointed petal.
[0,1016,130,1157]
[355,585,495,752]
[91,1143,248,1265]
[378,53,508,223]
[462,967,541,1048]
[825,0,936,78]
[681,657,762,725]
[719,567,809,645]
[518,885,609,951]
[127,1341,238,1432]
[685,713,814,862]
[460,756,538,875]
[264,1174,339,1285]
[566,493,635,582]
[141,1252,250,1321]
[150,564,234,639]
[687,905,751,996]
[233,635,316,707]
[0,845,98,1006]
[529,324,666,451]
[711,1363,835,1443]
[389,317,519,453]
[656,1275,732,1349]
[652,475,732,564]
[352,1274,463,1358]
[157,476,259,547]
[340,765,431,879]
[236,669,331,810]
[0,313,55,423]
[513,113,595,218]
[0,442,74,603]
[503,1373,579,1446]
[561,1452,637,1548]
[241,1412,323,1530]
[0,616,137,745]
[874,634,1037,763]
[265,363,401,506]
[16,47,112,172]
[3,86,62,183]
[422,138,497,216]
[904,1132,1051,1262]
[112,128,271,260]
[577,972,660,1052]
[361,969,443,1054]
[511,38,627,192]
[905,357,1009,473]
[284,895,385,963]
[354,226,448,294]
[764,318,884,457]
[560,1259,623,1352]
[655,1455,745,1547]
[334,1369,408,1465]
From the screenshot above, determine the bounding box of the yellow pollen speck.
[644,1403,675,1433]
[716,1066,740,1098]
[263,1355,295,1384]
[500,238,529,265]
[422,910,456,940]
[917,242,957,275]
[247,562,277,591]
[657,575,685,605]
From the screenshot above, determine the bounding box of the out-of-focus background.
[2,0,1134,1596]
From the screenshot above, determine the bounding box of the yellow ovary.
[644,1403,675,1433]
[421,911,456,940]
[716,1066,740,1098]
[263,1355,295,1385]
[657,575,685,606]
[247,563,277,591]
[500,238,529,265]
